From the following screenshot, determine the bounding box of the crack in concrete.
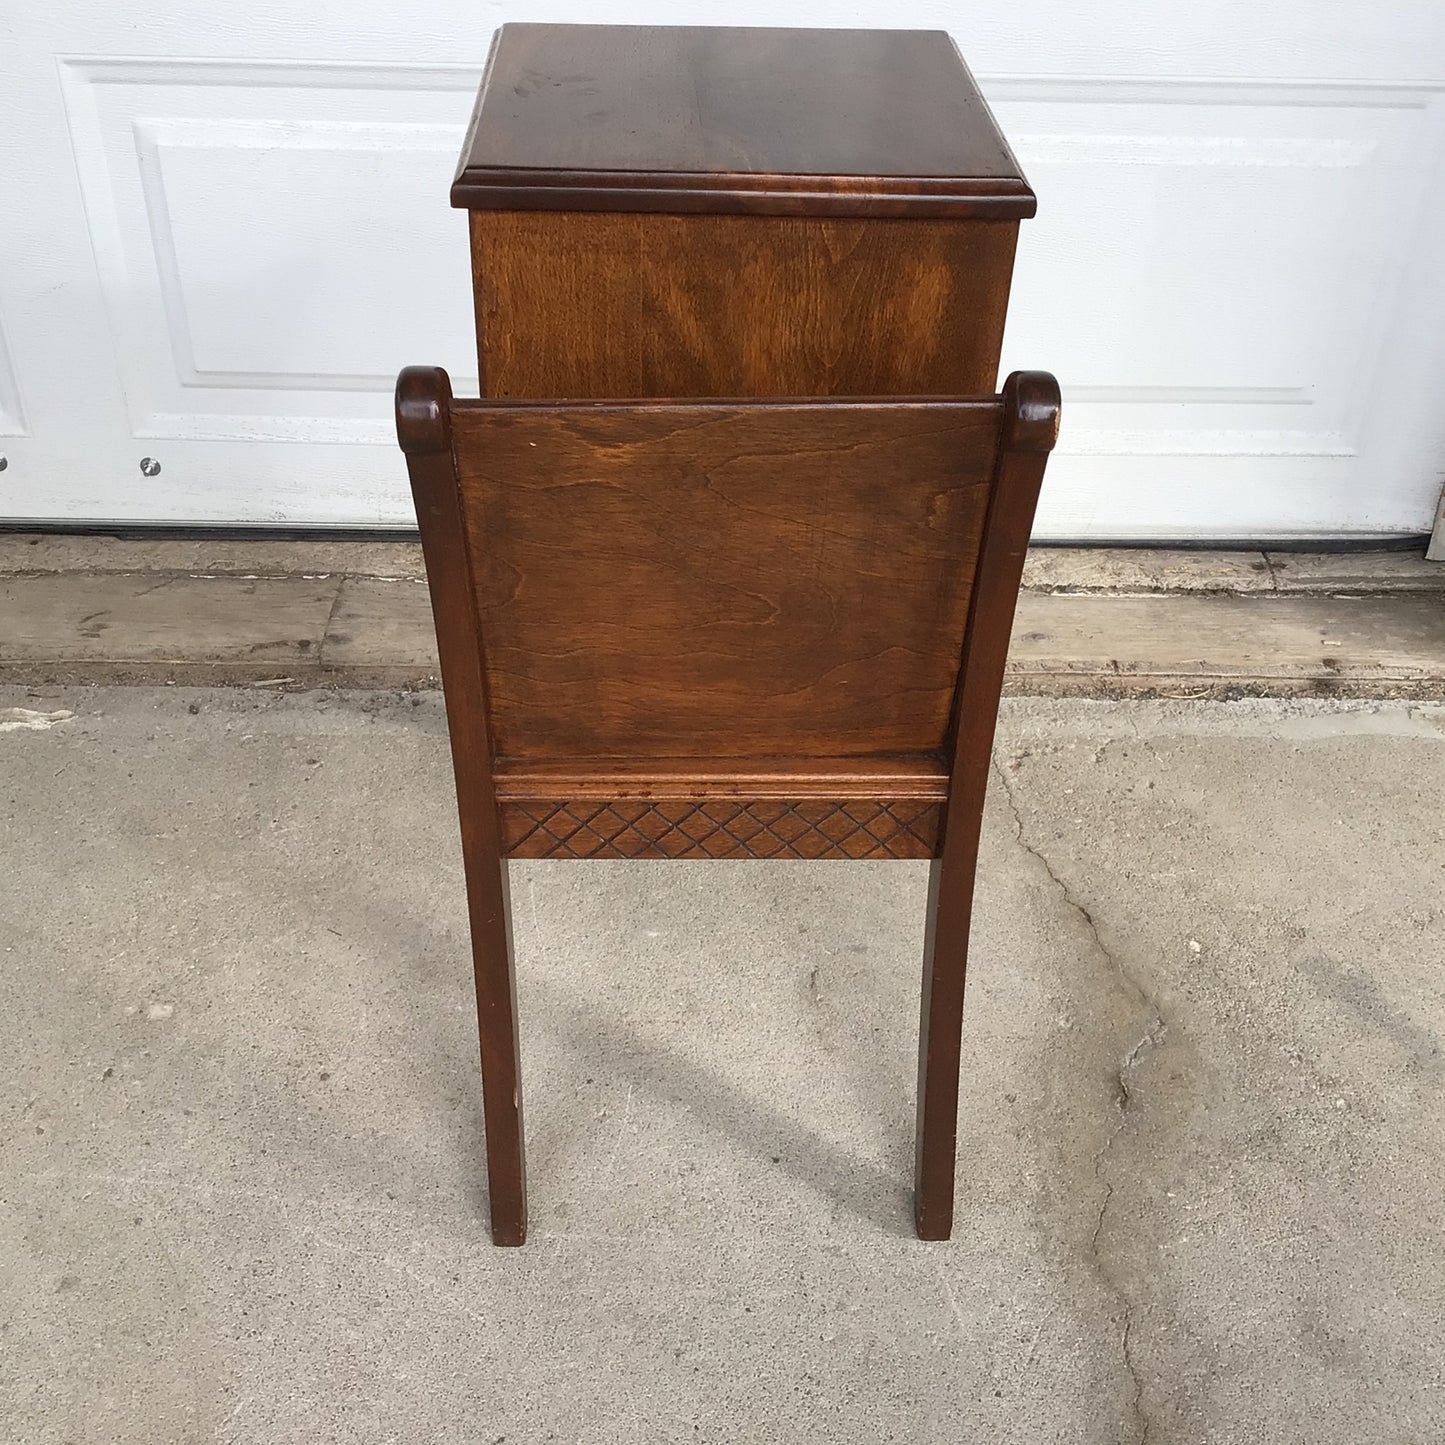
[992,755,1166,1445]
[315,579,349,665]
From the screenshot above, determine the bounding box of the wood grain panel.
[450,399,1001,759]
[470,211,1018,399]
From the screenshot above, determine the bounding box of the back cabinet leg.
[461,836,527,1247]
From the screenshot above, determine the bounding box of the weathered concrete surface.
[4,545,1444,696]
[1020,546,1443,594]
[1,688,1442,1444]
[1007,592,1445,699]
[6,534,1438,593]
[0,533,426,579]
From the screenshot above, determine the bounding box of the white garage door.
[3,3,1444,539]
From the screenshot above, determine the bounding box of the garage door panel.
[0,320,26,439]
[1039,453,1421,541]
[60,59,479,446]
[3,9,1443,533]
[995,80,1445,509]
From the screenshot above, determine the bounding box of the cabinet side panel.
[469,212,1017,398]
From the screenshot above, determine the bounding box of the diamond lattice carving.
[501,799,941,860]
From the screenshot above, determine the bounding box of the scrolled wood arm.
[395,365,454,456]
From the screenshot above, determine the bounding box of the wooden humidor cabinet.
[451,24,1035,400]
[406,23,1056,1245]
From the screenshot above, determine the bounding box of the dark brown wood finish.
[397,368,1060,1242]
[502,799,943,860]
[459,26,1031,405]
[495,754,949,859]
[914,371,1060,1240]
[453,26,1035,219]
[451,399,1000,759]
[469,211,1018,400]
[492,754,950,800]
[414,25,1051,1243]
[396,366,527,1247]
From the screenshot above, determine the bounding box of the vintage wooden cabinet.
[404,23,1056,1246]
[452,24,1036,400]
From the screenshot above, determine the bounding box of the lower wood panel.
[501,798,942,860]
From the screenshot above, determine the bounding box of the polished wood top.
[452,25,1034,219]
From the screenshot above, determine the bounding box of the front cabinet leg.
[462,842,527,1247]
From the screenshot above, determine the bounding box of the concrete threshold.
[0,535,1441,698]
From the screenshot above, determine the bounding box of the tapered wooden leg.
[914,839,981,1241]
[914,373,1059,1240]
[459,831,527,1247]
[399,367,527,1246]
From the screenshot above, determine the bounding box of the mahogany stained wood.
[450,400,1000,759]
[408,21,1053,1249]
[491,754,951,801]
[469,211,1018,400]
[915,370,1061,1241]
[397,366,1059,1245]
[497,753,949,859]
[397,367,527,1247]
[452,25,1035,219]
[502,798,942,860]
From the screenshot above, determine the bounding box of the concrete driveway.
[2,687,1442,1443]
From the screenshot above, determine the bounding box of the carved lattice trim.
[501,799,941,860]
